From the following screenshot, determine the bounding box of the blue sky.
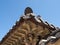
[0,0,60,41]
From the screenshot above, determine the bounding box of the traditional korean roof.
[0,7,60,45]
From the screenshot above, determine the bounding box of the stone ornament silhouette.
[24,7,33,15]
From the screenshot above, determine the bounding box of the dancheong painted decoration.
[0,7,60,45]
